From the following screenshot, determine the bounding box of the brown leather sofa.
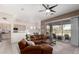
[30,35,48,40]
[18,39,53,54]
[30,35,48,44]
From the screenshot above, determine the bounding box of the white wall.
[11,33,26,43]
[10,21,27,43]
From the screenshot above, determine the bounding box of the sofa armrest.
[21,46,42,54]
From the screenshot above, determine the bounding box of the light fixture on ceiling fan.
[39,4,58,15]
[46,9,50,13]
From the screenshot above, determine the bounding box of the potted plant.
[25,34,29,40]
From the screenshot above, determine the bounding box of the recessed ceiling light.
[21,8,24,11]
[2,17,7,20]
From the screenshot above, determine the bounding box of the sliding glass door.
[46,25,50,34]
[63,24,71,37]
[46,24,71,40]
[52,25,63,36]
[52,24,71,40]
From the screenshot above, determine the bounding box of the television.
[13,28,18,30]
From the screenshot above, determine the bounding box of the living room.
[0,4,79,54]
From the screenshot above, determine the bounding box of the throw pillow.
[26,41,35,46]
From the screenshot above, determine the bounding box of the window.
[63,24,71,37]
[52,25,63,36]
[46,25,50,33]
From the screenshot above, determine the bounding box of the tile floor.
[0,39,13,54]
[53,40,79,54]
[0,39,19,54]
[0,39,79,54]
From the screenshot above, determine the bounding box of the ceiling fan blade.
[50,10,56,12]
[42,4,48,9]
[39,10,45,12]
[49,5,58,9]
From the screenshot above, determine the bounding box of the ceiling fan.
[39,4,58,14]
